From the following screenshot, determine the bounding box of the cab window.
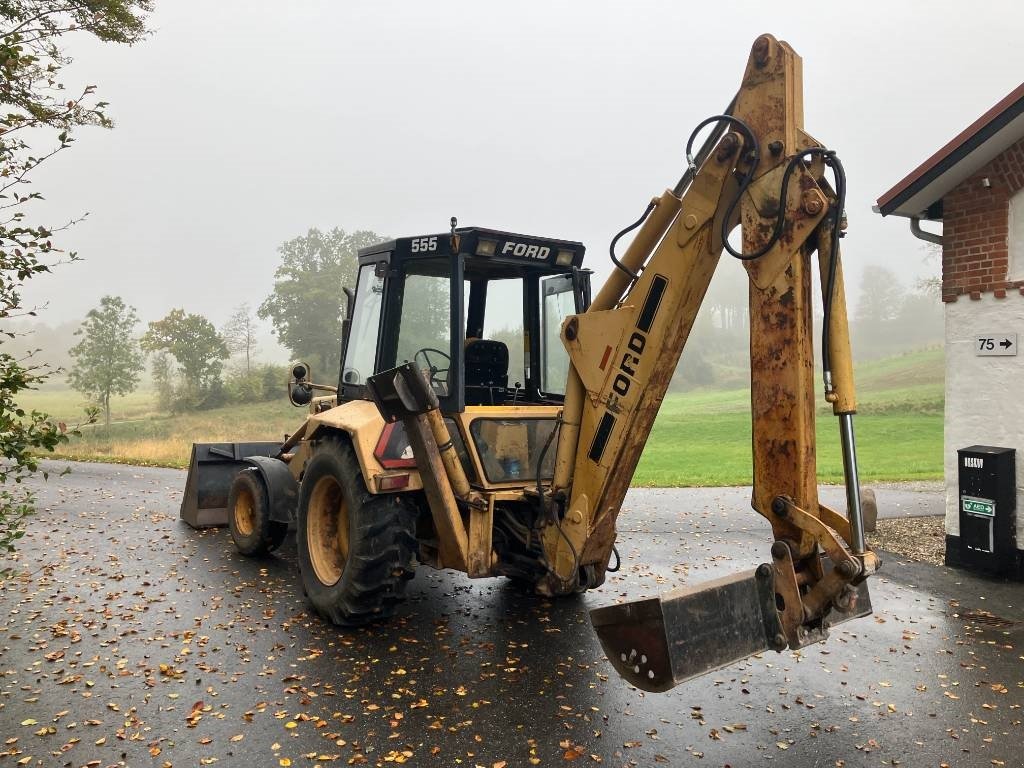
[395,263,452,396]
[479,278,525,387]
[541,280,575,395]
[341,264,384,386]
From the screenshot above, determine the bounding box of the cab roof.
[357,227,587,274]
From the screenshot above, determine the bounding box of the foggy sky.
[21,0,1024,329]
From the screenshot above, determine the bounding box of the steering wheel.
[414,347,451,389]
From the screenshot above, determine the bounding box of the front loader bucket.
[180,442,282,528]
[590,566,871,692]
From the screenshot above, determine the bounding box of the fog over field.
[19,2,1023,330]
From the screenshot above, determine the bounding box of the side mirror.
[288,361,314,407]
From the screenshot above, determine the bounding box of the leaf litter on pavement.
[0,468,1019,766]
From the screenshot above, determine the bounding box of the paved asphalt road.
[0,462,1019,768]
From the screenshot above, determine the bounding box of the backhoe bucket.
[590,566,871,692]
[180,442,282,528]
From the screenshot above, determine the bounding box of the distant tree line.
[666,259,944,393]
[64,228,943,418]
[65,227,385,420]
[67,297,292,418]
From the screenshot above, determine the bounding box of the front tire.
[228,469,288,556]
[297,436,417,626]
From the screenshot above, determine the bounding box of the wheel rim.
[233,485,257,537]
[307,475,350,586]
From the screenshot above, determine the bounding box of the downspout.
[910,217,943,246]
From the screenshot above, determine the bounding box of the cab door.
[539,272,590,398]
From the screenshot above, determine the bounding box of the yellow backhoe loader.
[181,34,878,692]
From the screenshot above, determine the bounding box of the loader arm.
[544,34,879,690]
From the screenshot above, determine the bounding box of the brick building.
[876,83,1024,577]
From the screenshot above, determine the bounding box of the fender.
[244,455,299,525]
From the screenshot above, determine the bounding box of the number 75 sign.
[975,333,1017,356]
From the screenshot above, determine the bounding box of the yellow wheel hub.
[307,475,350,587]
[233,486,257,537]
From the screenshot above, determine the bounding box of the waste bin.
[957,445,1016,576]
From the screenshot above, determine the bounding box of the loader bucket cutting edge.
[180,442,283,528]
[590,566,873,692]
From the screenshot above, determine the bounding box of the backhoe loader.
[181,34,878,692]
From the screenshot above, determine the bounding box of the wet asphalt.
[0,462,1020,768]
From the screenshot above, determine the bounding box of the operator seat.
[464,339,509,405]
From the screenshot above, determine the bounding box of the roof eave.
[876,82,1024,220]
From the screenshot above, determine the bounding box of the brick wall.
[942,137,1024,302]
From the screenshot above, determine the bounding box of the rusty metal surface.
[590,549,876,693]
[747,255,819,557]
[591,567,784,692]
[742,164,828,290]
[575,35,882,675]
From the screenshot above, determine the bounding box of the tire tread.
[297,435,417,626]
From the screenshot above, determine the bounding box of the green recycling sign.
[962,496,996,517]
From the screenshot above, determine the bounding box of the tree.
[0,1,151,570]
[150,351,174,411]
[915,241,942,298]
[259,228,386,378]
[705,260,750,332]
[222,302,259,373]
[67,296,143,427]
[856,265,905,325]
[141,309,229,409]
[854,265,911,356]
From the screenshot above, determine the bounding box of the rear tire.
[228,469,288,556]
[297,436,417,626]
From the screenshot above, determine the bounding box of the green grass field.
[633,347,944,485]
[23,347,944,485]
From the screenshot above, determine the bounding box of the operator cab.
[337,225,587,488]
[339,225,588,411]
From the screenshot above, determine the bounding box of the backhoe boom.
[547,34,878,690]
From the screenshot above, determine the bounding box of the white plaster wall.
[1011,188,1024,282]
[944,294,1024,544]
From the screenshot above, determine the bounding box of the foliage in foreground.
[0,356,71,561]
[0,0,151,571]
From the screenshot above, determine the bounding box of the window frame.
[379,252,464,412]
[538,270,591,399]
[339,256,390,403]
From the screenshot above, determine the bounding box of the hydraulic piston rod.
[839,413,866,555]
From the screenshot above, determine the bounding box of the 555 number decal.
[410,236,438,253]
